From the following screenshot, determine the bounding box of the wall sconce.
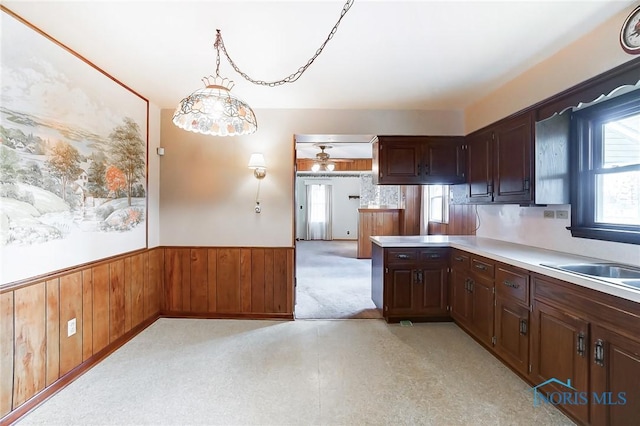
[248,153,266,213]
[248,153,267,179]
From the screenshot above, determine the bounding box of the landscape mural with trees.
[0,9,148,285]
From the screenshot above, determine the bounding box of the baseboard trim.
[1,314,160,426]
[160,311,294,320]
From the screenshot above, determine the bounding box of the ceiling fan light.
[311,163,321,172]
[327,162,335,171]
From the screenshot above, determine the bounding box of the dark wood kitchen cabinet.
[494,264,530,376]
[454,110,534,204]
[371,246,450,323]
[449,250,495,347]
[372,136,466,185]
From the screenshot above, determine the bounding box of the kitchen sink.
[550,263,640,279]
[540,262,640,291]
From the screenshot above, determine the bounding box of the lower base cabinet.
[590,325,640,426]
[494,297,529,376]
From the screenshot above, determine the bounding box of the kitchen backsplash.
[359,173,400,207]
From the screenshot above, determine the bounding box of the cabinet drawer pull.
[519,319,527,336]
[454,256,464,262]
[503,280,520,289]
[577,333,585,357]
[428,254,441,259]
[474,264,488,271]
[396,254,410,259]
[594,339,604,366]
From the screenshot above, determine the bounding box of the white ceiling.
[2,1,636,159]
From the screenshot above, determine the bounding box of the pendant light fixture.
[172,0,355,137]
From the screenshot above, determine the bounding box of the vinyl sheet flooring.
[18,318,573,425]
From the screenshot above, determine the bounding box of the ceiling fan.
[311,144,353,172]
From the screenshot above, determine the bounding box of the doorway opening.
[293,134,381,319]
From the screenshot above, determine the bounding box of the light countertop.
[370,235,640,304]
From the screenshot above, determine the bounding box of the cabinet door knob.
[594,339,605,366]
[519,319,528,336]
[577,332,586,357]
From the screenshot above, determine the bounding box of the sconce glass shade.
[173,78,257,137]
[248,153,266,169]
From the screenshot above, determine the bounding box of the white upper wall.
[159,108,463,247]
[465,6,636,133]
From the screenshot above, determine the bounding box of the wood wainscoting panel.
[129,253,146,330]
[164,248,190,312]
[12,283,46,408]
[160,246,294,317]
[146,248,162,318]
[216,249,242,313]
[59,272,83,376]
[207,249,218,312]
[82,270,93,362]
[92,264,110,354]
[190,248,209,313]
[0,292,15,417]
[250,248,266,313]
[109,260,126,342]
[45,279,60,387]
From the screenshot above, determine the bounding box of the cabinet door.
[423,137,466,184]
[374,137,423,184]
[386,266,415,316]
[493,112,533,203]
[590,325,640,426]
[531,300,589,424]
[470,274,494,347]
[451,268,472,324]
[494,298,529,375]
[466,129,493,203]
[414,264,448,316]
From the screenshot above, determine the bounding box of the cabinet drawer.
[419,248,449,263]
[386,249,418,264]
[496,265,529,305]
[451,250,470,269]
[471,257,495,278]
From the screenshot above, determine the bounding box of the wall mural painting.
[0,8,149,286]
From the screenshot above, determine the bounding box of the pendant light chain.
[215,0,355,87]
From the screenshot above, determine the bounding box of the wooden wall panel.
[147,249,162,318]
[92,264,110,354]
[207,249,218,312]
[13,283,46,408]
[264,249,275,313]
[273,250,288,313]
[240,249,252,313]
[190,249,208,312]
[45,279,59,387]
[123,257,132,334]
[217,249,241,313]
[164,248,189,312]
[251,249,265,313]
[130,253,145,329]
[109,260,125,342]
[59,272,83,376]
[82,270,93,361]
[296,158,372,172]
[0,292,14,417]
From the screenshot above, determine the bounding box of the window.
[424,185,449,223]
[570,90,640,245]
[308,184,327,223]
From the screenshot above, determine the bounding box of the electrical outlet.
[543,210,555,219]
[556,210,569,219]
[67,318,76,337]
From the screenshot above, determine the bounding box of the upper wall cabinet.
[456,111,535,204]
[372,136,466,185]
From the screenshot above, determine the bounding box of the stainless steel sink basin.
[540,262,640,291]
[552,263,640,279]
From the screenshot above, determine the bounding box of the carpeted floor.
[18,319,573,425]
[295,240,382,319]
